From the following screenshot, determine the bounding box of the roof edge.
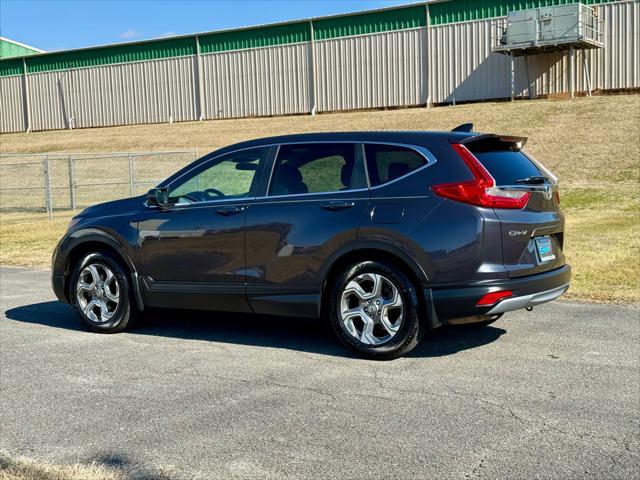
[0,36,46,54]
[0,1,435,62]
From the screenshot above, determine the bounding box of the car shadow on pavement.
[84,452,176,480]
[5,301,506,359]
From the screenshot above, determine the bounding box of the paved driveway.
[1,266,638,479]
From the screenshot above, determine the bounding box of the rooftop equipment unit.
[492,3,604,101]
[495,3,603,53]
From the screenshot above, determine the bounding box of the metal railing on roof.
[492,5,604,54]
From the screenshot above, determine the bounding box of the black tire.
[327,260,425,360]
[69,251,136,333]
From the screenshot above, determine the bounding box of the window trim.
[263,141,437,199]
[150,140,438,208]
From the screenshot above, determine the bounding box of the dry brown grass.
[3,95,639,187]
[562,185,639,303]
[1,95,639,302]
[0,454,121,480]
[0,453,176,480]
[0,216,70,268]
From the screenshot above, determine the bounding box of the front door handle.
[320,201,355,211]
[216,205,246,216]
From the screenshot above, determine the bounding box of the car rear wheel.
[327,261,424,360]
[70,251,135,333]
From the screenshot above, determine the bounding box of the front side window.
[365,144,427,187]
[269,143,362,196]
[168,147,270,204]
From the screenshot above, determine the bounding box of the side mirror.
[146,187,169,207]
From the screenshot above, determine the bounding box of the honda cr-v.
[52,126,571,359]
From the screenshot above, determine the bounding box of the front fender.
[52,221,143,310]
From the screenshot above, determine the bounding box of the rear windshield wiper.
[514,176,548,185]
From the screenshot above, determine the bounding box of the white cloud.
[118,29,141,40]
[162,31,176,37]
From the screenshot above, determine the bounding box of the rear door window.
[470,149,544,185]
[269,143,365,196]
[364,144,427,187]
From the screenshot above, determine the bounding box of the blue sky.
[1,0,412,52]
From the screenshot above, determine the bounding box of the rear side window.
[269,143,364,196]
[470,149,543,185]
[365,144,427,187]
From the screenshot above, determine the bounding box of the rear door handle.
[320,201,355,211]
[216,205,246,216]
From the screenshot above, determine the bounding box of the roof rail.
[452,123,474,133]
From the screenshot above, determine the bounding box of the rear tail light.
[555,191,560,204]
[476,290,513,307]
[431,144,531,209]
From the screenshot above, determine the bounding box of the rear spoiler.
[452,133,528,152]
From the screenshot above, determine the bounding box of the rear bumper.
[427,265,571,322]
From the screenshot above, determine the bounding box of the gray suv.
[52,125,570,359]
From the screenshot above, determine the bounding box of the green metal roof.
[0,1,622,77]
[200,22,310,53]
[0,58,23,77]
[26,36,195,74]
[0,37,43,59]
[429,0,616,25]
[313,5,426,40]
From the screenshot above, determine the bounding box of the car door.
[137,146,272,312]
[244,142,370,317]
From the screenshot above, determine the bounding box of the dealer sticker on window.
[535,236,555,262]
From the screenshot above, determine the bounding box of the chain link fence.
[0,150,198,223]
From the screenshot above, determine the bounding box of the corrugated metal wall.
[0,0,637,133]
[430,19,510,103]
[0,75,25,133]
[589,1,639,90]
[201,43,311,119]
[27,56,196,131]
[316,28,427,112]
[429,1,639,103]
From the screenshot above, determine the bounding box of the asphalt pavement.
[1,266,638,479]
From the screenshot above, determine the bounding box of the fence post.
[43,156,53,219]
[68,156,76,210]
[128,153,135,197]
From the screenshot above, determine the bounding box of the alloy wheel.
[75,263,120,323]
[339,272,404,345]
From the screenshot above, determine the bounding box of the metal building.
[0,37,45,59]
[0,0,637,134]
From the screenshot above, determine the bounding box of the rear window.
[471,150,544,185]
[365,144,427,187]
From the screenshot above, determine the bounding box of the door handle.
[216,206,246,216]
[320,201,355,211]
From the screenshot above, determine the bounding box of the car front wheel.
[70,251,135,333]
[327,261,424,360]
